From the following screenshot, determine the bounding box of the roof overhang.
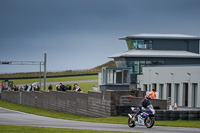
[109,50,200,58]
[119,33,200,40]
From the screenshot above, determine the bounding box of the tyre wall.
[116,106,200,121]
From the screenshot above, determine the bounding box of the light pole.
[0,53,47,91]
[44,53,47,91]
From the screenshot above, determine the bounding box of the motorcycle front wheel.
[128,118,135,128]
[144,116,155,128]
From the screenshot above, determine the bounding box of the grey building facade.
[109,34,200,84]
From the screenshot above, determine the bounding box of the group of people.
[6,82,83,92]
[7,84,40,92]
[24,84,40,91]
[7,85,23,91]
[48,83,82,92]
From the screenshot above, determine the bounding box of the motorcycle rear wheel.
[144,116,155,128]
[128,118,135,128]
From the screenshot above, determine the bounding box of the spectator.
[34,85,40,91]
[56,84,61,91]
[60,83,66,91]
[65,85,71,91]
[29,84,33,91]
[48,84,53,91]
[19,87,23,91]
[73,83,78,90]
[12,85,18,91]
[33,85,36,91]
[73,84,82,92]
[24,84,28,91]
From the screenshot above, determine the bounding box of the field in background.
[0,61,115,78]
[44,82,98,92]
[10,75,98,85]
[0,75,98,92]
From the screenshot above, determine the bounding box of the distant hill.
[0,60,116,78]
[91,60,116,70]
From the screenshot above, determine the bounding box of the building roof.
[109,50,200,58]
[119,33,200,40]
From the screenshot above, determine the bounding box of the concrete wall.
[1,90,134,117]
[137,65,200,108]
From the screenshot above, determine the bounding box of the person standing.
[149,89,156,99]
[48,84,53,91]
[73,84,82,92]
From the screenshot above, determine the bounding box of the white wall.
[137,65,200,108]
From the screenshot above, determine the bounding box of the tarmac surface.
[0,107,200,133]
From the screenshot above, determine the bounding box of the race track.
[0,107,199,133]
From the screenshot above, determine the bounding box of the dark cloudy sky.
[0,0,200,73]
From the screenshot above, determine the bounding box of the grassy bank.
[0,75,98,92]
[0,100,200,128]
[0,70,100,79]
[0,125,132,133]
[10,75,98,85]
[48,82,98,92]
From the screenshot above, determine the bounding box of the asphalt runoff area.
[0,107,200,133]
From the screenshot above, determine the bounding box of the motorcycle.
[128,104,155,128]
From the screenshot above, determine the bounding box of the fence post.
[19,91,22,104]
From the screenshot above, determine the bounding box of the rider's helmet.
[145,95,151,101]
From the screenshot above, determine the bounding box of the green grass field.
[0,100,200,128]
[48,82,98,92]
[8,75,98,85]
[0,70,100,78]
[0,125,133,133]
[1,75,98,92]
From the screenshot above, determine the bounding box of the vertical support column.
[19,91,22,104]
[156,83,159,99]
[39,62,41,89]
[140,83,144,91]
[171,83,175,106]
[197,83,200,107]
[178,83,183,106]
[147,84,149,92]
[163,83,167,100]
[188,83,192,107]
[44,53,47,91]
[149,84,152,92]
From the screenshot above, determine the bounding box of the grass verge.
[0,100,200,128]
[9,75,98,85]
[0,100,127,124]
[0,125,132,133]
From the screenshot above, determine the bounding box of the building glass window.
[152,61,165,65]
[132,61,139,74]
[127,60,164,74]
[132,40,153,49]
[102,68,130,85]
[123,70,129,83]
[146,61,152,65]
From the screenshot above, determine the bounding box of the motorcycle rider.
[133,95,151,121]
